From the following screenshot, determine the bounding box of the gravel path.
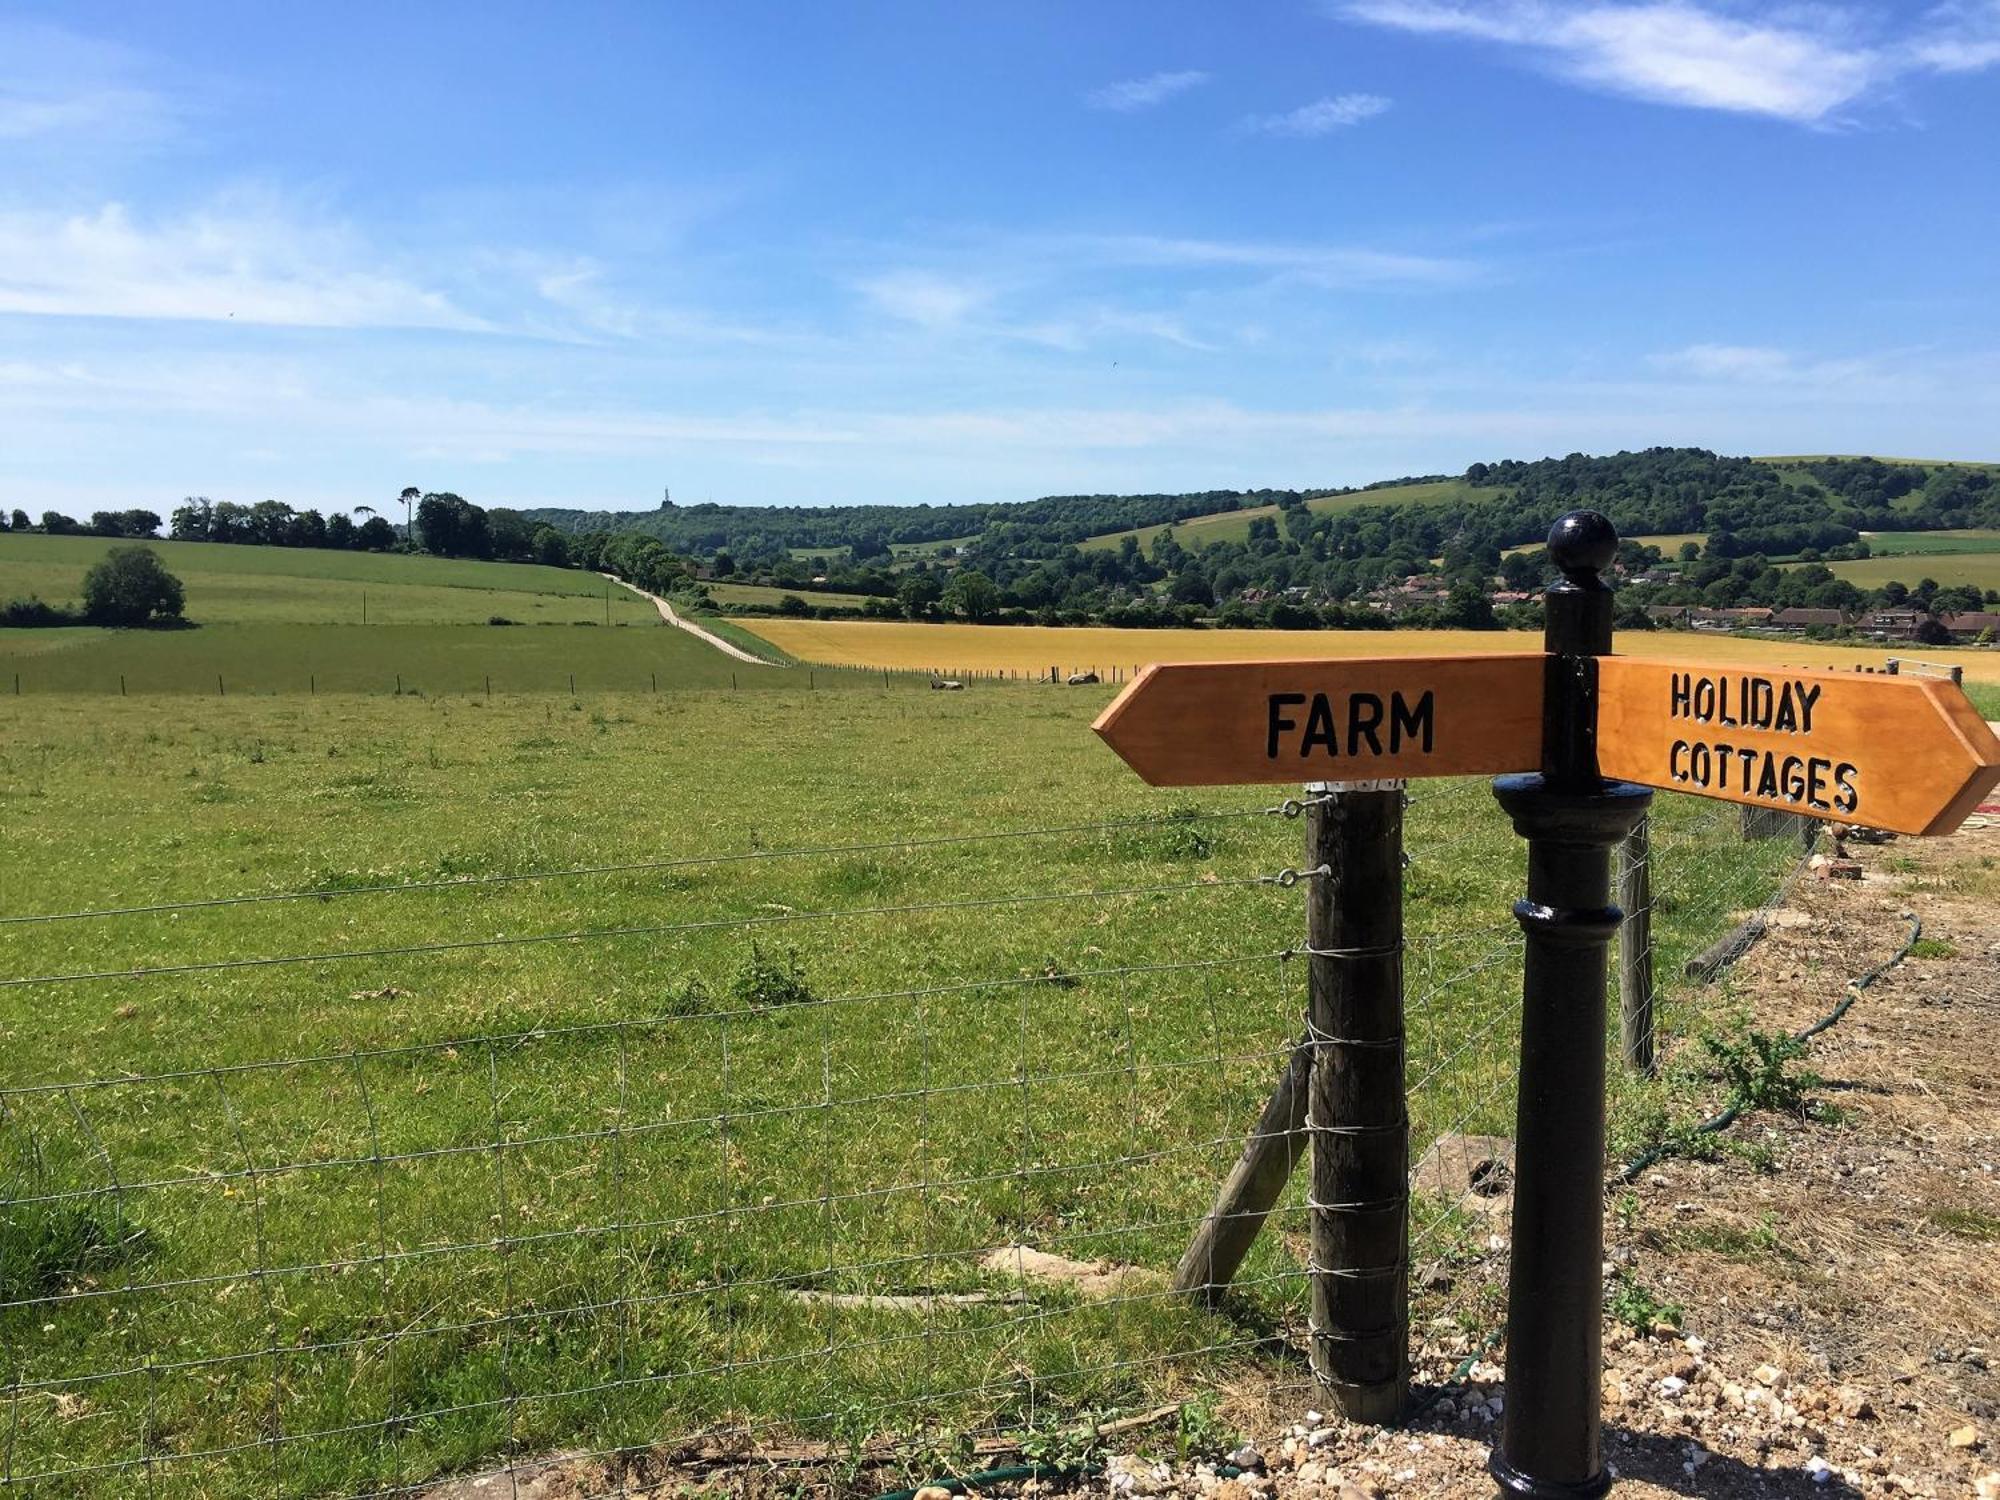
[602,574,778,666]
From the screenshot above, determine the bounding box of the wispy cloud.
[1336,1,2000,124]
[1648,341,1915,392]
[854,270,995,330]
[1243,92,1392,135]
[1070,233,1477,287]
[0,20,185,148]
[0,200,493,331]
[1084,69,1210,111]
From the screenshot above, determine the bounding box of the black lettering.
[1756,752,1781,799]
[1749,677,1774,728]
[1690,742,1712,783]
[1670,672,1692,719]
[1301,694,1337,757]
[1693,677,1716,722]
[1737,747,1757,788]
[1780,755,1806,803]
[1390,690,1434,753]
[1670,740,1688,781]
[1806,758,1829,812]
[1347,693,1383,755]
[1796,681,1821,734]
[1833,762,1859,815]
[1773,682,1799,734]
[1267,694,1305,758]
[1715,743,1736,790]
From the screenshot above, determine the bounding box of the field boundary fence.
[0,782,1812,1497]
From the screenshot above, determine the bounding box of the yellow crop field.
[739,618,2000,685]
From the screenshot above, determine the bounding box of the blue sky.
[3,1,1998,518]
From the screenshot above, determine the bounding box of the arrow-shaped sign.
[1094,650,2000,836]
[1091,655,1545,786]
[1596,657,2000,837]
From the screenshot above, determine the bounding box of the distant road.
[601,575,777,666]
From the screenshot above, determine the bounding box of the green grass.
[1855,528,2000,557]
[0,686,1795,1497]
[704,580,877,610]
[0,533,652,628]
[1813,553,2000,591]
[0,621,864,695]
[1076,481,1495,554]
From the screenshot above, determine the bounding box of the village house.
[1942,610,2000,640]
[1645,604,1692,626]
[1770,607,1849,631]
[1861,608,1926,639]
[1691,606,1774,629]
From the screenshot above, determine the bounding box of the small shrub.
[1704,1029,1820,1117]
[1605,1271,1682,1331]
[488,615,519,626]
[729,943,815,1009]
[1175,1394,1240,1462]
[0,596,82,627]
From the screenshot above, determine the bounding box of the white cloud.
[1337,1,2000,123]
[0,21,184,148]
[1071,233,1477,286]
[1244,92,1393,135]
[0,201,492,331]
[1649,342,1903,391]
[1084,70,1210,111]
[854,270,995,330]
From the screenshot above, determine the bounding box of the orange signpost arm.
[1596,657,2000,837]
[1091,654,1546,787]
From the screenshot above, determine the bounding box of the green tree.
[531,526,571,567]
[82,547,185,626]
[897,570,943,618]
[9,509,28,532]
[943,568,1001,621]
[355,516,397,551]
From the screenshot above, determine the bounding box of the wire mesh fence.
[0,781,1809,1497]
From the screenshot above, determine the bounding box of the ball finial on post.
[1547,510,1618,585]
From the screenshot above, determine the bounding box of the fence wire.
[0,784,1808,1497]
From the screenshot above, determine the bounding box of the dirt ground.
[427,814,2000,1500]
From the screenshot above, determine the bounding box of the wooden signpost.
[1093,656,1545,785]
[1596,657,2000,837]
[1093,510,2000,1500]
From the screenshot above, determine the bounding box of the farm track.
[603,573,779,665]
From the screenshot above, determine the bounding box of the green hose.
[1612,912,1920,1185]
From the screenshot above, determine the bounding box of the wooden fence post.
[1616,815,1654,1076]
[1305,781,1408,1422]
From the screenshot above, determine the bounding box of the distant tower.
[661,487,671,511]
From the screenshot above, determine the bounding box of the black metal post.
[1489,511,1651,1500]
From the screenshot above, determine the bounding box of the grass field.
[1816,553,2000,592]
[1855,528,2000,557]
[0,680,1791,1498]
[0,534,652,627]
[735,619,2000,686]
[1076,480,1492,554]
[702,580,877,610]
[0,621,885,695]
